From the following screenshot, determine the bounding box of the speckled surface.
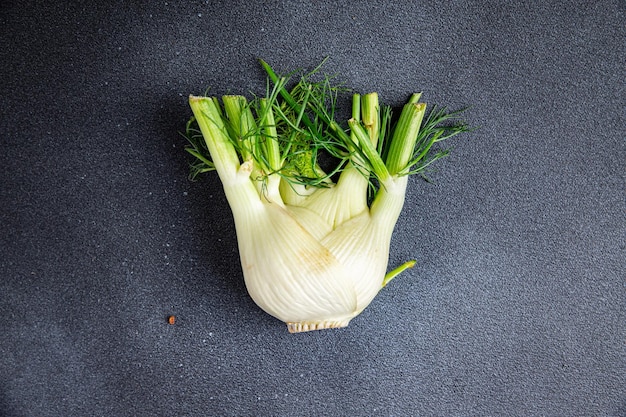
[1,1,624,415]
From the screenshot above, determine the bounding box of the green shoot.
[184,59,471,198]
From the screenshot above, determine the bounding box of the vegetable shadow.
[154,94,249,300]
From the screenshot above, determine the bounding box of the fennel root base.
[286,319,351,333]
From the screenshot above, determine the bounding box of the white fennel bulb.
[185,60,470,332]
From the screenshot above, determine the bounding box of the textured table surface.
[1,1,624,416]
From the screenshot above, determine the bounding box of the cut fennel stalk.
[185,60,471,333]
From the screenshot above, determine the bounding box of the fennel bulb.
[185,60,470,332]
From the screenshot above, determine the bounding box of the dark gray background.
[1,1,624,416]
